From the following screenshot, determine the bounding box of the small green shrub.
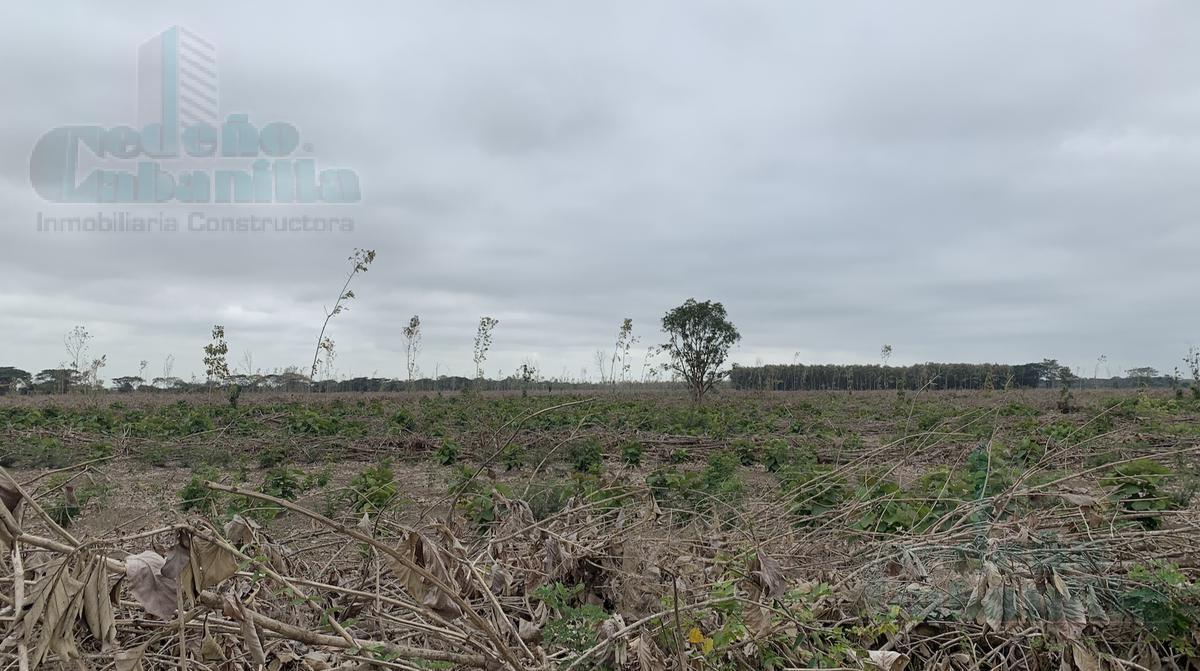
[567,438,603,474]
[246,467,308,520]
[852,471,933,534]
[1122,562,1200,655]
[1102,459,1175,528]
[533,583,608,654]
[348,460,399,512]
[461,486,502,532]
[390,408,417,432]
[1043,421,1074,443]
[3,436,72,469]
[731,439,757,466]
[179,467,222,513]
[780,465,847,522]
[1007,436,1045,466]
[435,440,459,466]
[523,480,576,520]
[647,451,742,521]
[763,439,791,473]
[701,450,742,500]
[134,444,172,468]
[261,467,305,501]
[258,447,287,469]
[303,465,333,490]
[620,441,643,466]
[501,444,525,471]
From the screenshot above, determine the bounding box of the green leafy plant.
[1007,436,1045,466]
[620,441,644,466]
[780,465,847,522]
[501,444,525,471]
[258,446,287,469]
[731,438,757,466]
[1122,562,1200,655]
[763,439,792,473]
[852,471,932,534]
[304,465,333,490]
[567,438,603,474]
[2,436,72,469]
[1101,459,1175,528]
[647,450,742,522]
[261,467,305,501]
[533,583,608,654]
[390,408,417,432]
[348,460,399,512]
[435,440,459,466]
[701,450,743,501]
[179,466,222,514]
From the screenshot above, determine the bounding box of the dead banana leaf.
[182,536,239,598]
[25,557,88,670]
[868,650,910,671]
[0,473,21,513]
[125,550,178,619]
[238,600,267,667]
[0,473,23,549]
[225,515,289,575]
[81,559,117,650]
[200,634,227,662]
[224,514,261,547]
[384,532,463,620]
[749,549,787,600]
[114,643,149,671]
[630,630,663,671]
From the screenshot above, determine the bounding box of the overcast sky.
[3,1,1199,382]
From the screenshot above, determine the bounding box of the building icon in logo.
[137,26,219,144]
[31,26,360,203]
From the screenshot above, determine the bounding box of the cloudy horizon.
[4,1,1199,384]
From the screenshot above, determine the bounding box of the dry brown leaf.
[81,559,117,650]
[630,630,663,671]
[1068,642,1103,671]
[125,550,178,619]
[384,532,463,620]
[183,536,239,597]
[26,557,87,669]
[238,600,267,667]
[868,650,910,671]
[114,643,149,671]
[749,549,787,600]
[517,617,542,642]
[1061,493,1100,508]
[600,614,628,667]
[303,651,333,671]
[200,634,227,662]
[0,474,22,549]
[488,561,512,595]
[224,514,261,547]
[0,474,21,513]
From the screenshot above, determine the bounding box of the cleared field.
[1,388,1197,669]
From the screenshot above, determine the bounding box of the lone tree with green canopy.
[660,299,741,403]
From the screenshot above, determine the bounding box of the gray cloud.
[3,1,1199,382]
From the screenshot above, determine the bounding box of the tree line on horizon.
[728,360,1180,392]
